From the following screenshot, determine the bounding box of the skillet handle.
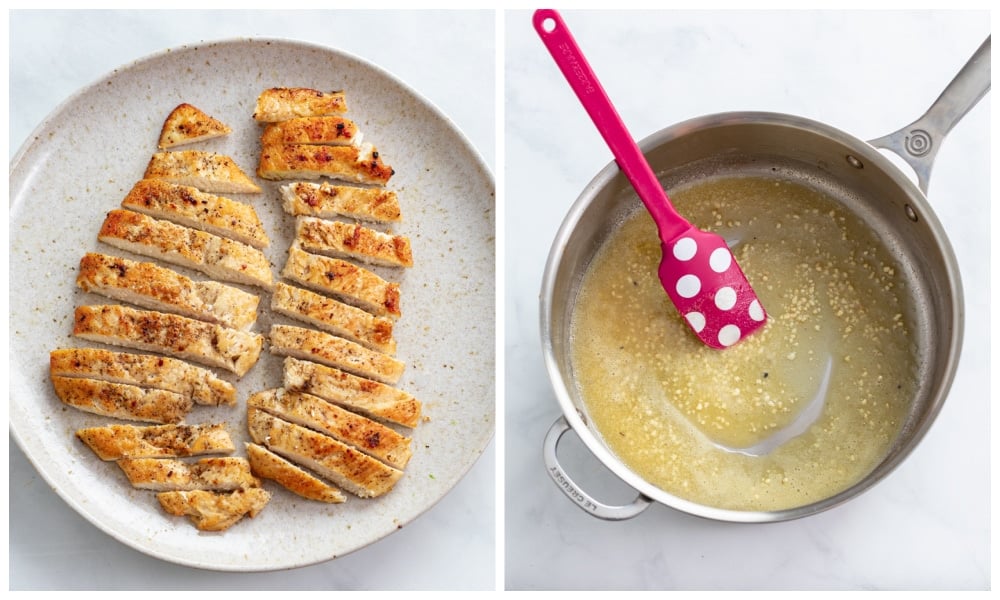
[543,416,653,520]
[868,36,990,194]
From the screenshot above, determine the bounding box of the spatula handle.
[533,9,689,241]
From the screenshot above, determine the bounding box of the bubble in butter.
[569,176,916,512]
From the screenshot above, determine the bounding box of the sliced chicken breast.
[121,179,269,249]
[157,488,270,531]
[257,142,394,185]
[52,375,192,424]
[246,443,346,504]
[281,244,400,319]
[296,217,413,268]
[117,456,260,492]
[157,103,232,149]
[280,181,401,224]
[76,422,235,461]
[50,347,236,406]
[282,357,421,428]
[270,281,396,354]
[260,115,360,146]
[252,87,348,123]
[247,408,403,498]
[249,388,412,469]
[97,209,273,290]
[144,150,261,194]
[269,324,404,385]
[76,252,260,331]
[73,304,263,377]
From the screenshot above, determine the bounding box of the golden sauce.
[569,176,916,511]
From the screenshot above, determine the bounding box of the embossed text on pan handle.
[543,416,653,520]
[869,36,990,194]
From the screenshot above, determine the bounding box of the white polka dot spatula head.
[534,9,766,348]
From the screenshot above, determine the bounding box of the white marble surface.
[504,9,990,590]
[8,10,494,590]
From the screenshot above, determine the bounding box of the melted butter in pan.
[570,176,916,512]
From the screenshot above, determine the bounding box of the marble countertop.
[503,9,989,590]
[8,10,494,590]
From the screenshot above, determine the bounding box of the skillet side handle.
[543,416,653,520]
[868,36,990,194]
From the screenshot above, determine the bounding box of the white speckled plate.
[9,38,494,571]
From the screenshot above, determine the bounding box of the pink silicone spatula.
[534,9,767,349]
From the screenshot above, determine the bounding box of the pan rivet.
[905,204,919,222]
[845,155,864,169]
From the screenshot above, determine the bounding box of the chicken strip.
[117,457,259,491]
[282,357,421,428]
[157,103,231,149]
[260,115,360,146]
[249,388,412,469]
[144,150,261,194]
[157,488,270,532]
[98,209,273,290]
[246,443,346,504]
[76,252,259,331]
[269,324,404,385]
[257,142,394,185]
[280,181,401,224]
[52,376,192,424]
[247,408,403,498]
[121,179,269,248]
[296,217,413,268]
[50,347,235,407]
[270,281,396,354]
[252,87,348,123]
[73,304,263,377]
[76,422,234,461]
[281,244,400,319]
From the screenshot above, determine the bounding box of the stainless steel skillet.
[541,37,989,523]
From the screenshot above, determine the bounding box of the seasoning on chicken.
[76,252,260,331]
[144,150,261,194]
[73,304,263,377]
[76,422,235,461]
[98,209,273,290]
[50,347,236,406]
[157,103,232,150]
